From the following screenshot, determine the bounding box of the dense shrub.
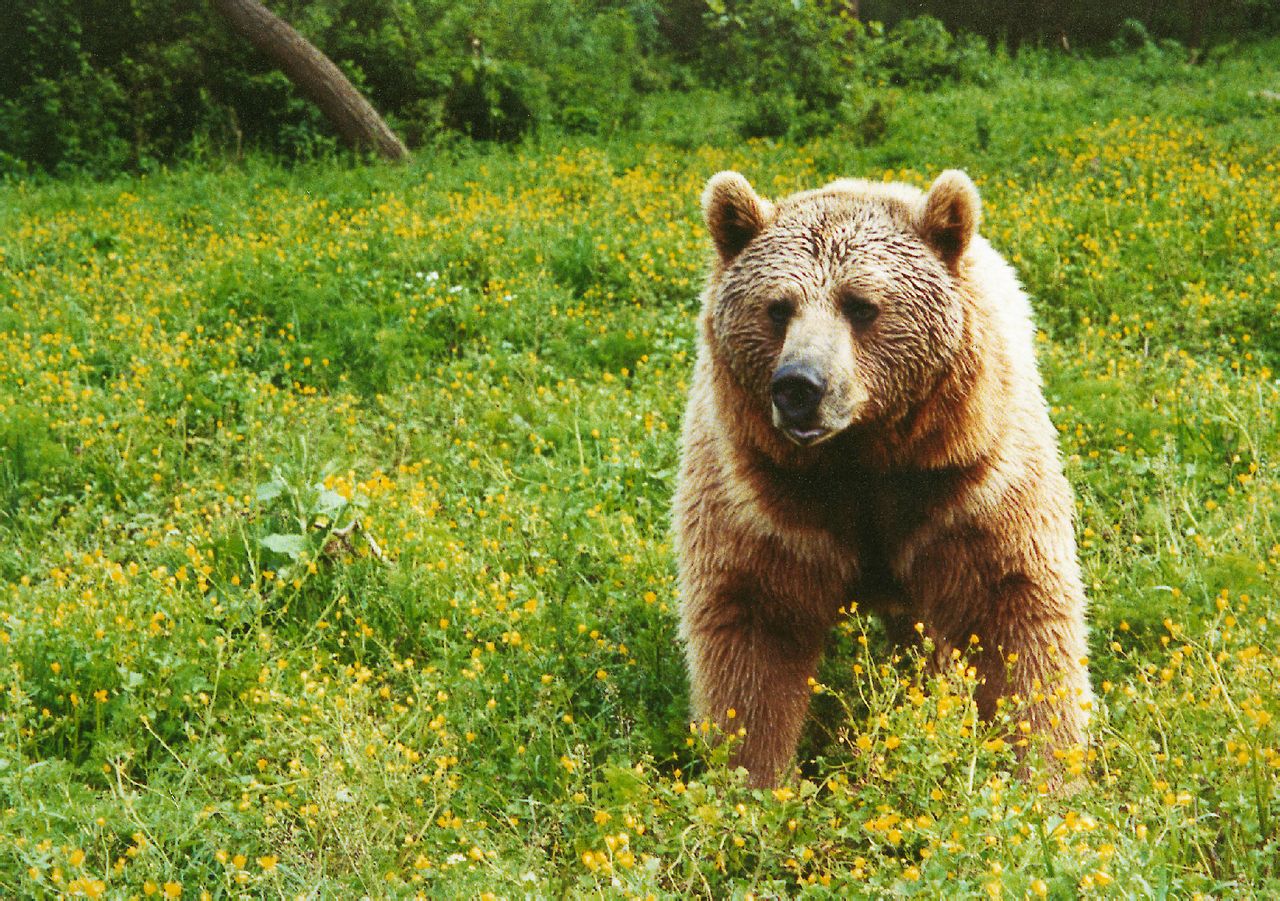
[866,15,994,88]
[3,0,1276,173]
[0,0,658,172]
[865,0,1280,49]
[700,0,863,139]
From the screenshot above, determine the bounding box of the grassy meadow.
[2,43,1280,897]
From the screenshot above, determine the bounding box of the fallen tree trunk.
[210,0,409,161]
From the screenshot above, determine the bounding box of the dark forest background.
[3,1,1277,175]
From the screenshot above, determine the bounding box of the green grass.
[1,42,1279,897]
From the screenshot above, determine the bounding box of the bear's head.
[701,169,988,462]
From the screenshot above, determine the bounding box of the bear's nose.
[770,364,825,425]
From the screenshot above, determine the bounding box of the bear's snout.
[770,363,827,443]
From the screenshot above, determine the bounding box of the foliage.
[0,0,660,173]
[698,0,859,138]
[696,7,991,139]
[2,39,1280,895]
[866,15,994,88]
[867,0,1280,49]
[10,1,1262,173]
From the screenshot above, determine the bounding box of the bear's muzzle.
[771,362,829,445]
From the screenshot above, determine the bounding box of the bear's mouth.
[783,426,833,446]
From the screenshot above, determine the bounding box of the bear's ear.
[918,169,982,268]
[702,171,773,263]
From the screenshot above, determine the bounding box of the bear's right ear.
[702,171,773,263]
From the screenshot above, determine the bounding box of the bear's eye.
[766,300,793,328]
[842,296,880,325]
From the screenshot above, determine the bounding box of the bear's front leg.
[906,509,1092,779]
[978,622,1090,751]
[952,592,1092,772]
[682,586,826,788]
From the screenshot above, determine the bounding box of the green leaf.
[260,533,308,559]
[255,479,286,503]
[313,487,350,518]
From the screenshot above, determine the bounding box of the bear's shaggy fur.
[674,170,1091,788]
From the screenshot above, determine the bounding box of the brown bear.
[673,169,1091,788]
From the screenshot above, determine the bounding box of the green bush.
[0,0,658,171]
[10,0,1268,174]
[869,0,1280,49]
[703,0,863,138]
[715,9,993,140]
[443,55,543,142]
[867,15,993,88]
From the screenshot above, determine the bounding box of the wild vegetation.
[1,31,1279,899]
[5,0,1278,175]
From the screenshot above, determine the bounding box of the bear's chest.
[747,455,966,610]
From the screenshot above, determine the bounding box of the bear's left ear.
[918,169,982,268]
[703,171,774,263]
